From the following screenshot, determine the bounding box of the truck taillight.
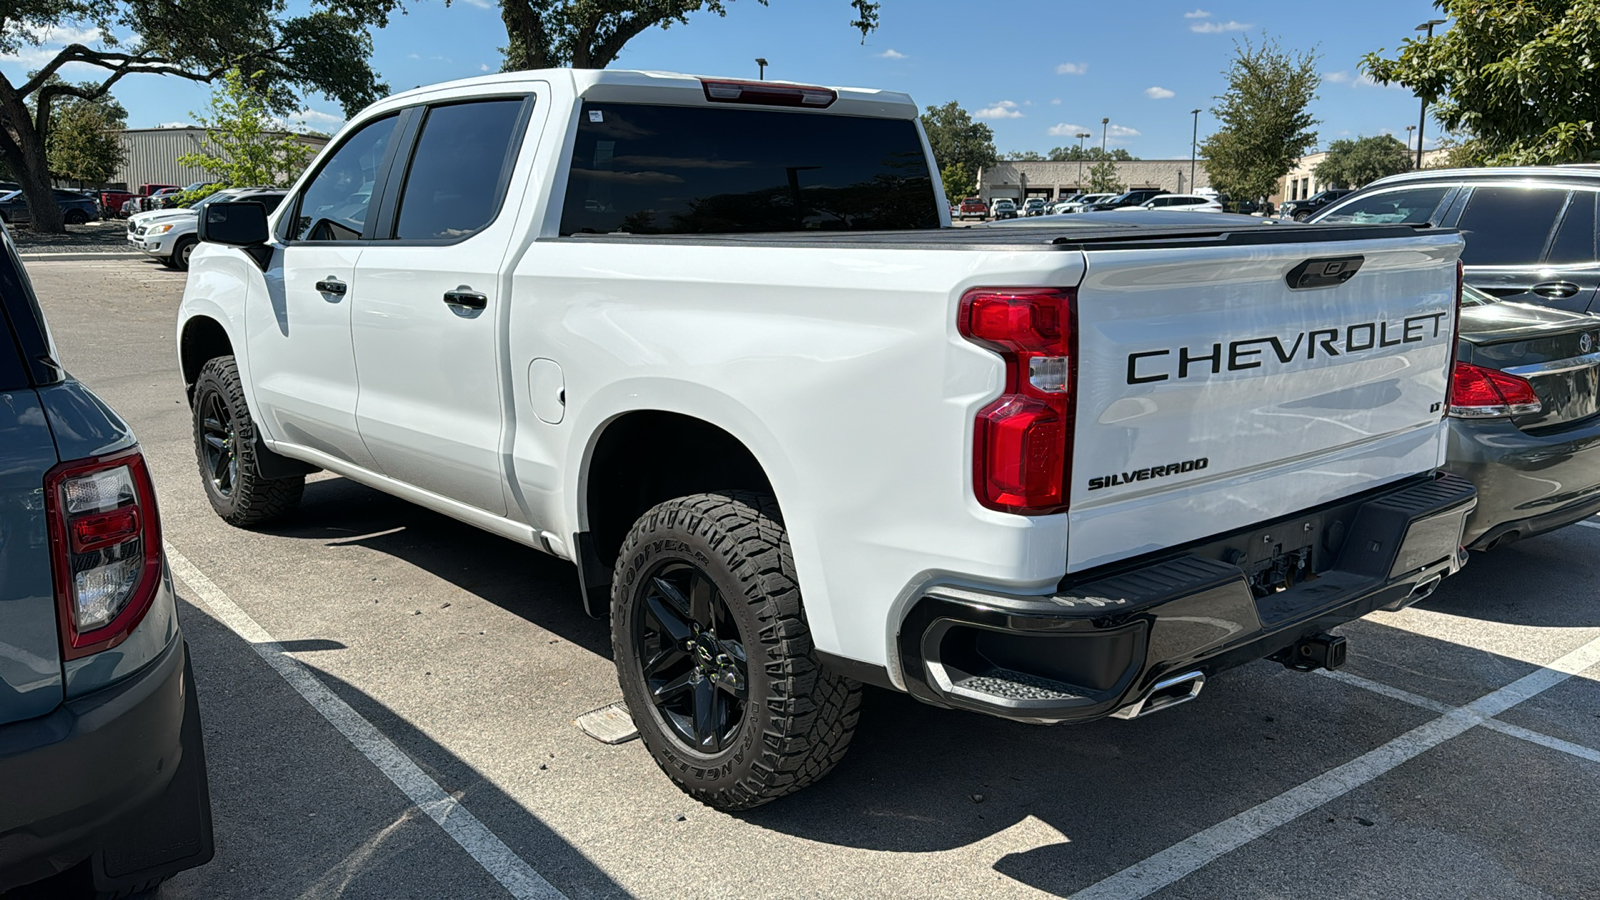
[44,448,163,660]
[1449,363,1542,418]
[958,287,1076,515]
[699,79,837,108]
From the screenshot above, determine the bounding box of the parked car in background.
[1052,192,1114,214]
[1022,197,1047,217]
[123,186,185,216]
[1048,194,1083,214]
[0,222,214,896]
[957,196,987,220]
[1113,193,1223,213]
[97,189,137,218]
[129,187,287,270]
[989,197,1018,219]
[1278,188,1353,221]
[1312,166,1600,314]
[0,189,99,225]
[1448,283,1600,549]
[1085,188,1168,211]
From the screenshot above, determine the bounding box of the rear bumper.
[0,638,213,893]
[1446,417,1600,549]
[896,473,1476,724]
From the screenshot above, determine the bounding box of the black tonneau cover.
[548,221,1442,252]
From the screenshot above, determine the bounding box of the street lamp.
[1101,117,1110,156]
[1413,19,1446,169]
[1190,108,1201,191]
[1076,132,1090,189]
[755,57,768,80]
[1406,124,1417,165]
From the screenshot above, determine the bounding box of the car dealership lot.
[24,255,1600,900]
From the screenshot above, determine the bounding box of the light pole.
[1076,132,1090,190]
[1413,19,1445,169]
[1406,124,1417,166]
[1190,108,1201,191]
[755,57,768,80]
[1101,117,1110,156]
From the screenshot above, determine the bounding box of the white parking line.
[1322,669,1600,765]
[1070,633,1600,900]
[1579,520,1600,531]
[166,543,569,900]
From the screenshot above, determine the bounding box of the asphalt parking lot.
[25,254,1600,899]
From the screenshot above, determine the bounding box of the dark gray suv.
[0,224,213,895]
[1311,166,1600,313]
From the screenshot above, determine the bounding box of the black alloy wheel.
[63,209,88,225]
[635,561,749,753]
[198,388,238,500]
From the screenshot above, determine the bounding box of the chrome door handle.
[443,287,488,311]
[315,278,347,296]
[1532,281,1580,299]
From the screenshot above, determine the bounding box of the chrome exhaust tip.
[1110,670,1205,720]
[1408,574,1444,603]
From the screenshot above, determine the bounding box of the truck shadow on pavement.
[244,477,1599,898]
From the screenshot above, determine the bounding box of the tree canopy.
[1047,146,1135,162]
[920,101,997,183]
[1086,159,1123,193]
[495,0,879,70]
[0,0,402,230]
[37,79,127,185]
[177,69,317,197]
[1003,150,1045,161]
[939,163,973,204]
[1201,36,1320,202]
[1362,1,1599,164]
[1312,134,1412,189]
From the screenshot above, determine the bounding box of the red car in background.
[96,189,136,217]
[958,197,988,220]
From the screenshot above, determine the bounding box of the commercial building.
[107,127,329,190]
[977,159,1212,203]
[1272,148,1451,205]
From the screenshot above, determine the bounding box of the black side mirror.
[197,201,269,247]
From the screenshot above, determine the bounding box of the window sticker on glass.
[588,110,604,123]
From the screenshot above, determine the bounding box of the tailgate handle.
[1532,281,1580,300]
[1286,255,1364,290]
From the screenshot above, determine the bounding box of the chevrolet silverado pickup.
[176,69,1475,810]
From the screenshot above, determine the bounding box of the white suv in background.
[128,188,286,270]
[1112,194,1225,213]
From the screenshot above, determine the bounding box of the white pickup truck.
[177,69,1476,810]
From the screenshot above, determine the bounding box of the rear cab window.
[560,103,939,235]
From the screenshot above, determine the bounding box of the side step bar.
[1110,670,1205,720]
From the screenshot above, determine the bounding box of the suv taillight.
[1449,363,1542,418]
[958,287,1076,514]
[44,448,163,660]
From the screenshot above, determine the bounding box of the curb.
[17,251,150,261]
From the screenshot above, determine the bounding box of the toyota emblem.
[1582,333,1595,354]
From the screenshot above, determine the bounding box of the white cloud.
[1145,86,1175,99]
[1050,98,1061,105]
[480,63,492,72]
[877,48,907,60]
[0,24,106,66]
[1184,8,1212,18]
[1192,20,1250,33]
[1048,122,1088,137]
[1055,62,1087,75]
[458,0,492,7]
[976,101,1024,120]
[278,108,345,132]
[1108,124,1141,138]
[1325,70,1353,84]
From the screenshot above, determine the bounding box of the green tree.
[919,101,997,187]
[0,0,401,232]
[939,163,974,204]
[38,80,127,186]
[496,0,878,70]
[1362,1,1599,164]
[177,68,316,196]
[1312,134,1412,188]
[1003,149,1045,161]
[1047,145,1136,162]
[1086,159,1123,193]
[1201,36,1320,203]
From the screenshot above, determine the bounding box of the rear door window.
[1317,187,1451,225]
[1545,191,1598,265]
[1455,186,1568,266]
[393,99,527,240]
[560,103,939,235]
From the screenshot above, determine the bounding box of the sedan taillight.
[1449,362,1543,419]
[958,287,1076,514]
[44,447,163,660]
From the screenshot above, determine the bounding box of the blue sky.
[2,0,1452,157]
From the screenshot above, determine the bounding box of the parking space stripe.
[1070,633,1600,900]
[1322,669,1600,765]
[166,543,569,900]
[1579,520,1600,530]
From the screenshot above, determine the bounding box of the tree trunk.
[0,87,65,233]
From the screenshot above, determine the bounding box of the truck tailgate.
[1067,231,1462,572]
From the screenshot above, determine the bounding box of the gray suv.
[1311,166,1600,313]
[0,224,213,895]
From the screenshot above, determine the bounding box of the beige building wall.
[1271,148,1452,204]
[110,127,329,190]
[979,159,1212,201]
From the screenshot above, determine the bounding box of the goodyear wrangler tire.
[192,356,303,527]
[612,490,861,810]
